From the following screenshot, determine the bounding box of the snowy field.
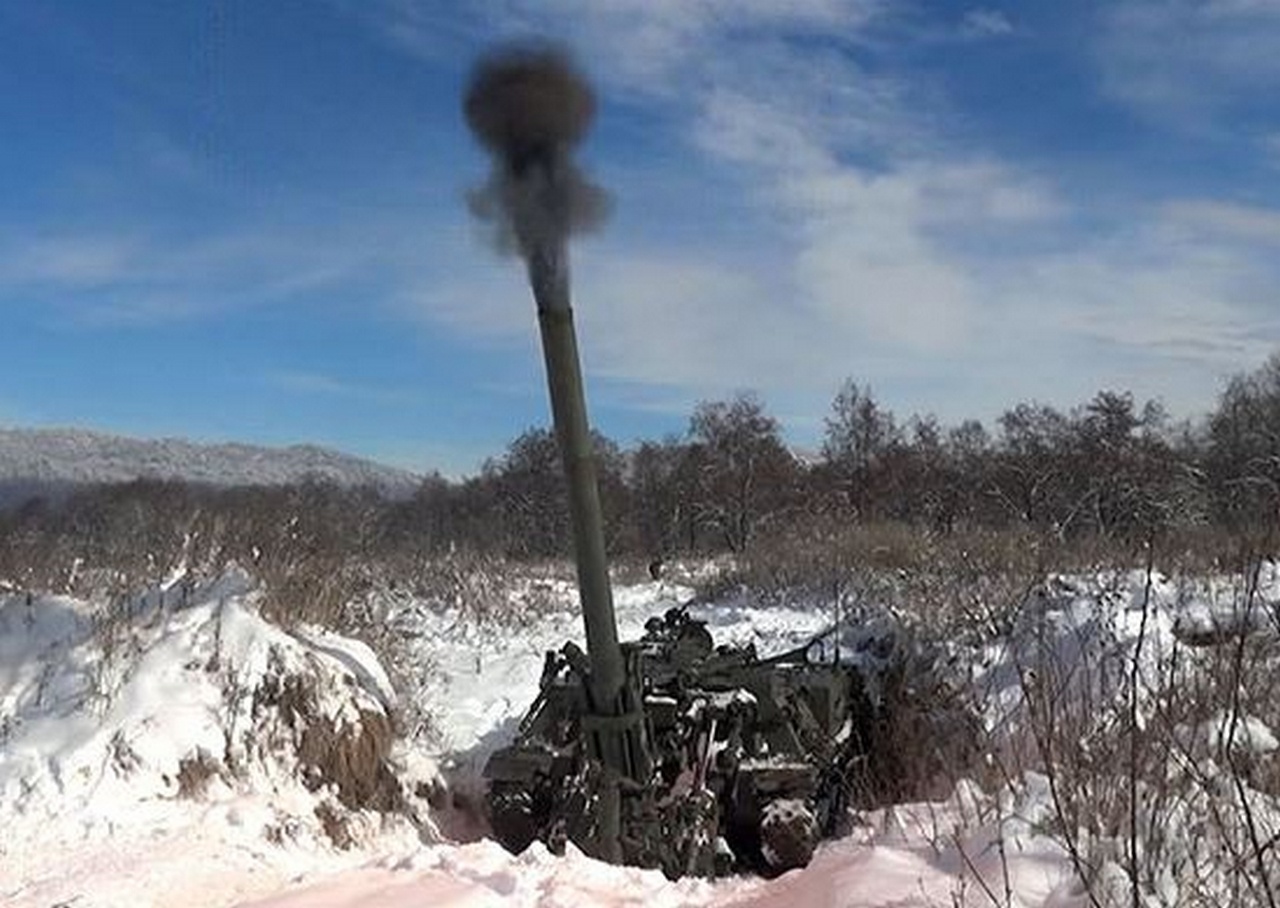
[3,563,1279,906]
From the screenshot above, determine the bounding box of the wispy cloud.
[1266,132,1280,166]
[960,8,1014,39]
[0,236,143,288]
[1096,0,1280,127]
[354,0,881,90]
[0,220,420,329]
[267,370,415,405]
[1016,226,1279,368]
[67,294,207,328]
[576,250,787,389]
[130,128,206,184]
[368,0,1280,423]
[1160,199,1280,247]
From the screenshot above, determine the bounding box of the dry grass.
[252,665,404,814]
[979,559,1280,906]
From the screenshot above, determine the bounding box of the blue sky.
[2,1,1278,476]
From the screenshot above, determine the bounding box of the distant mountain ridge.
[0,427,421,498]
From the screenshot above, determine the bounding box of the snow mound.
[0,571,438,907]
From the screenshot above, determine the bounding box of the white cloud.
[377,0,1280,425]
[1205,0,1280,15]
[575,250,792,390]
[416,241,787,391]
[690,86,1064,354]
[0,236,142,288]
[1097,0,1280,126]
[1017,244,1275,368]
[774,163,981,350]
[960,9,1014,38]
[1161,199,1280,246]
[0,221,413,328]
[356,0,880,91]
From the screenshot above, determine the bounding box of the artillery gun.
[463,46,875,879]
[484,606,875,878]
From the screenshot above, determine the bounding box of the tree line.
[3,353,1280,599]
[395,353,1280,559]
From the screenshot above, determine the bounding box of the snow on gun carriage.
[484,606,876,880]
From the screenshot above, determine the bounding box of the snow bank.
[0,571,438,908]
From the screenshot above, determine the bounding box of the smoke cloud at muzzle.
[463,44,610,260]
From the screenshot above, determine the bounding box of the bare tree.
[821,379,898,520]
[688,393,796,553]
[629,437,692,559]
[1206,354,1280,540]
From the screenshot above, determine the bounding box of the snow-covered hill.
[0,427,420,498]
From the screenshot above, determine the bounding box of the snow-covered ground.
[229,787,1082,908]
[0,570,431,908]
[4,563,1279,907]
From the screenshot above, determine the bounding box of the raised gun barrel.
[463,45,632,862]
[523,241,627,722]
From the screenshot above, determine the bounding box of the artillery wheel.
[759,799,818,874]
[488,781,545,855]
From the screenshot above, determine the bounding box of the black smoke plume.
[463,44,610,260]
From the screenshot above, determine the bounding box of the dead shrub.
[314,801,354,850]
[298,709,403,812]
[989,559,1280,907]
[255,561,368,633]
[253,660,404,814]
[176,750,221,798]
[861,630,986,806]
